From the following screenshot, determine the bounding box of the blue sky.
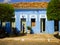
[0,0,50,3]
[0,0,4,2]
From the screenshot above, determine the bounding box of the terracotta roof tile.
[12,2,48,9]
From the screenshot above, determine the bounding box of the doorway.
[54,20,59,31]
[31,19,36,27]
[21,18,26,33]
[40,18,45,32]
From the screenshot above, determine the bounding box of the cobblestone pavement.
[0,34,60,45]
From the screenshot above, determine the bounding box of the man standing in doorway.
[22,24,25,33]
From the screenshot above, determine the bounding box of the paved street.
[0,34,60,45]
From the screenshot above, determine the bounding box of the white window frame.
[20,14,27,21]
[39,14,47,21]
[29,14,37,21]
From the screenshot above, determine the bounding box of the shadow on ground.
[0,33,27,39]
[54,34,60,39]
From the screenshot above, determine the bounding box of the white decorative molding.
[40,14,46,18]
[20,13,28,21]
[20,14,27,18]
[29,14,37,21]
[39,14,47,21]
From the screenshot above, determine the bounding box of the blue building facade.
[14,8,54,34]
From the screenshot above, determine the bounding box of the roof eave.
[14,8,46,10]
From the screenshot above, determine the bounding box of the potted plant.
[27,26,31,34]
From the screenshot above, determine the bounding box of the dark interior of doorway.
[54,20,59,31]
[40,18,45,32]
[31,19,35,27]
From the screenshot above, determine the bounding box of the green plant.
[47,0,60,20]
[27,26,31,30]
[0,3,14,22]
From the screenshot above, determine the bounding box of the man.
[22,24,25,33]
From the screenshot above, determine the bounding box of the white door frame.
[20,14,27,33]
[39,14,46,32]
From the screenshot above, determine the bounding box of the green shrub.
[27,26,31,30]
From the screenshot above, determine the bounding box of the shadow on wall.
[30,29,34,34]
[0,26,6,38]
[12,27,20,36]
[0,25,34,38]
[27,26,34,34]
[0,26,20,38]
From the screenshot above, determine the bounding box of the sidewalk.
[0,34,60,42]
